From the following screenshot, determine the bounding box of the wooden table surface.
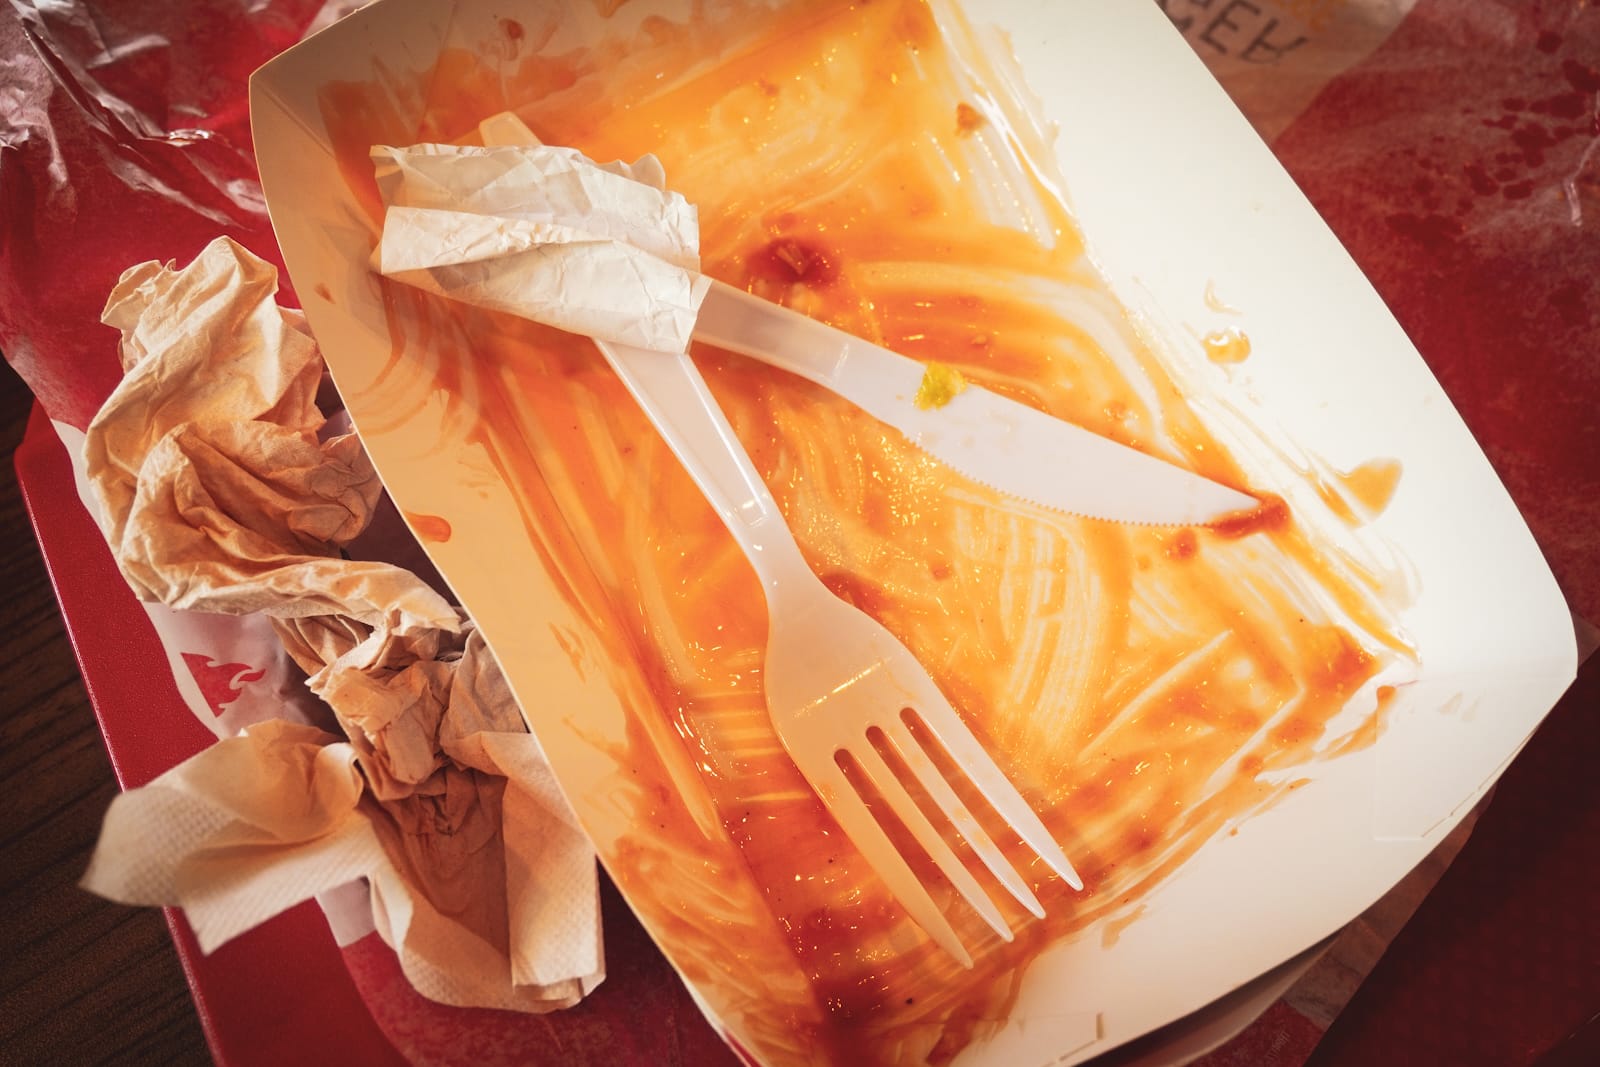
[0,358,210,1065]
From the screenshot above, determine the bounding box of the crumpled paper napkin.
[371,137,708,352]
[78,235,602,1012]
[86,236,459,634]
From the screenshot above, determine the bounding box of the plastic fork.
[596,337,1083,966]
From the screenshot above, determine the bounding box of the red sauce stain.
[1550,280,1588,329]
[1386,212,1463,247]
[1536,30,1562,55]
[1528,92,1586,120]
[1562,57,1600,94]
[405,511,454,544]
[1209,494,1290,539]
[1165,528,1198,561]
[954,101,984,136]
[747,236,840,288]
[1511,123,1556,167]
[500,17,525,42]
[1463,162,1498,196]
[313,282,333,301]
[1502,180,1534,201]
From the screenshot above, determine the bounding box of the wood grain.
[0,359,209,1066]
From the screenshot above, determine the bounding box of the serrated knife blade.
[693,281,1257,526]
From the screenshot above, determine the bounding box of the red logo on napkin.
[180,653,266,717]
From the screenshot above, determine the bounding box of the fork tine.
[807,762,975,967]
[908,704,1086,891]
[847,743,1014,944]
[877,719,1045,919]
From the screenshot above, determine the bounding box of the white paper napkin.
[371,140,709,352]
[79,235,603,1012]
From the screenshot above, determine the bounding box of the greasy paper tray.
[250,1,1576,1064]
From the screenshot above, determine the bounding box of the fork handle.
[595,338,808,590]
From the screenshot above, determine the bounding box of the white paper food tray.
[251,2,1576,1063]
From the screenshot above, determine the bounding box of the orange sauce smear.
[404,511,453,544]
[1316,457,1404,525]
[319,1,1414,1062]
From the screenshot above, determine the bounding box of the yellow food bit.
[914,362,968,410]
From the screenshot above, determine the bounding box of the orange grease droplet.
[1340,458,1403,516]
[1315,458,1403,525]
[406,511,453,544]
[1202,326,1251,364]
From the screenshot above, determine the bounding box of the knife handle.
[693,281,924,416]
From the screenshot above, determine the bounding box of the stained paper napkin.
[79,235,603,1012]
[86,236,459,634]
[371,137,707,351]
